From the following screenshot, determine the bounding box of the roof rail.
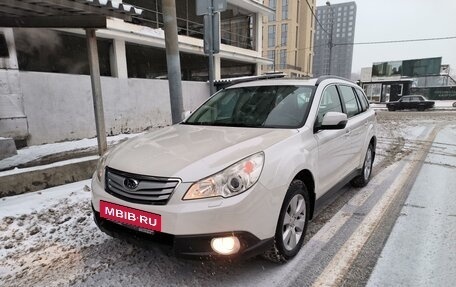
[315,75,354,85]
[214,73,287,90]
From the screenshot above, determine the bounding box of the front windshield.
[184,85,314,128]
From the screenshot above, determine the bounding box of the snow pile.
[0,181,107,287]
[0,133,142,171]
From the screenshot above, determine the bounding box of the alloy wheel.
[282,194,306,251]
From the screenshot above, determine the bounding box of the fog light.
[211,236,241,255]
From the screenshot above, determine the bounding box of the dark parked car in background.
[386,95,435,111]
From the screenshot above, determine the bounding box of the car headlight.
[183,152,264,200]
[96,152,109,182]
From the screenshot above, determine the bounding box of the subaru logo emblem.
[124,178,139,190]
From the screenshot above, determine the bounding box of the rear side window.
[316,85,343,126]
[338,85,360,118]
[354,88,369,112]
[401,97,410,102]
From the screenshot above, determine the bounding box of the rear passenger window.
[339,85,360,118]
[401,97,410,102]
[316,85,343,126]
[354,88,369,112]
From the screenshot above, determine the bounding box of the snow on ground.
[1,112,456,287]
[0,156,99,177]
[0,133,143,171]
[0,180,109,287]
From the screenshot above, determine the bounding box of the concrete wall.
[19,71,210,145]
[0,28,28,140]
[0,157,98,197]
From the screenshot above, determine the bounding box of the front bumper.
[91,171,283,258]
[91,172,282,239]
[93,206,273,259]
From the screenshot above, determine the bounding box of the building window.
[310,30,313,48]
[349,16,354,20]
[280,49,286,69]
[0,33,9,58]
[15,29,112,76]
[296,26,299,48]
[268,25,276,48]
[269,0,276,21]
[281,24,288,46]
[348,32,353,37]
[297,0,300,22]
[308,53,311,74]
[267,50,275,68]
[282,0,288,20]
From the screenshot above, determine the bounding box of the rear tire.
[387,106,395,111]
[263,180,310,263]
[351,144,374,188]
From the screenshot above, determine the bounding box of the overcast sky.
[315,0,456,75]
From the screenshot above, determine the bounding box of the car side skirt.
[313,169,360,217]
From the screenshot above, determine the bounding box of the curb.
[0,156,98,198]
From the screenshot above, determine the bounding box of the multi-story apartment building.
[261,0,316,78]
[312,1,356,79]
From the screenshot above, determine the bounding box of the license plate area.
[100,200,162,232]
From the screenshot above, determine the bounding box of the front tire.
[351,144,374,187]
[263,180,310,263]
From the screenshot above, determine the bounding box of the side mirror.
[319,112,347,131]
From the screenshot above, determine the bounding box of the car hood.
[106,124,297,182]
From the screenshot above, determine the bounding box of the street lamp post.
[326,1,334,75]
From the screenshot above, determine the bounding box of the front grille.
[105,167,180,205]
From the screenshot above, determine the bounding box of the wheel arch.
[293,169,316,220]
